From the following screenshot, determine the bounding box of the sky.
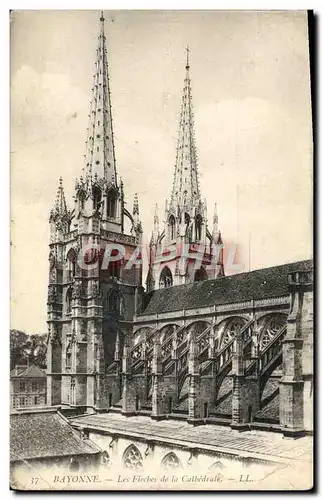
[10,10,313,334]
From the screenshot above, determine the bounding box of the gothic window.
[67,249,77,279]
[194,267,207,282]
[195,214,202,241]
[260,315,286,349]
[107,290,123,315]
[161,452,181,471]
[107,190,117,218]
[101,451,110,467]
[221,318,245,347]
[79,190,86,210]
[169,215,176,240]
[66,288,72,315]
[122,445,143,470]
[208,461,225,471]
[93,187,102,211]
[159,266,173,289]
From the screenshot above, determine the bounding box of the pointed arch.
[107,188,117,218]
[107,289,124,316]
[194,266,207,282]
[208,460,226,471]
[159,266,173,289]
[169,214,176,240]
[92,185,102,211]
[161,452,182,471]
[195,213,202,241]
[122,445,143,470]
[66,248,77,279]
[259,314,287,350]
[219,317,246,349]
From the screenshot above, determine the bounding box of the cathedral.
[46,12,313,442]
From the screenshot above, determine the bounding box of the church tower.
[47,12,143,411]
[147,48,224,291]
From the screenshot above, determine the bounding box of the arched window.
[79,190,86,210]
[185,212,191,240]
[161,452,181,471]
[194,267,208,282]
[107,190,117,218]
[67,249,77,280]
[107,290,123,316]
[66,288,72,315]
[208,461,226,472]
[93,187,102,211]
[195,214,202,241]
[159,266,173,289]
[101,451,111,468]
[169,215,176,240]
[122,445,143,470]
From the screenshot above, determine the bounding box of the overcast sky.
[10,10,312,334]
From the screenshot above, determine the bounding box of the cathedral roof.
[140,259,313,315]
[10,409,100,462]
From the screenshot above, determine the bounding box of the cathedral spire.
[83,11,117,185]
[51,176,68,219]
[170,47,200,210]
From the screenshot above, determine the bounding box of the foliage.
[10,330,47,369]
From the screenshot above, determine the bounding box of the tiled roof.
[10,410,100,462]
[10,364,46,379]
[140,259,313,316]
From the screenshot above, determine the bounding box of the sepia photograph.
[10,9,313,491]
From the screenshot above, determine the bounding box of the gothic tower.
[146,48,224,291]
[47,12,143,410]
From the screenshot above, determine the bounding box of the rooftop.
[70,412,312,466]
[141,259,313,316]
[10,409,100,462]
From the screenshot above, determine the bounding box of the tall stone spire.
[83,11,117,185]
[50,176,68,220]
[170,46,200,210]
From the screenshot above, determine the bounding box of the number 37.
[31,477,39,485]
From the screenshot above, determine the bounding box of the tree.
[10,330,47,369]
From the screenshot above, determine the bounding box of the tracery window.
[122,445,143,470]
[221,318,245,347]
[101,451,111,468]
[260,316,286,349]
[161,452,182,471]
